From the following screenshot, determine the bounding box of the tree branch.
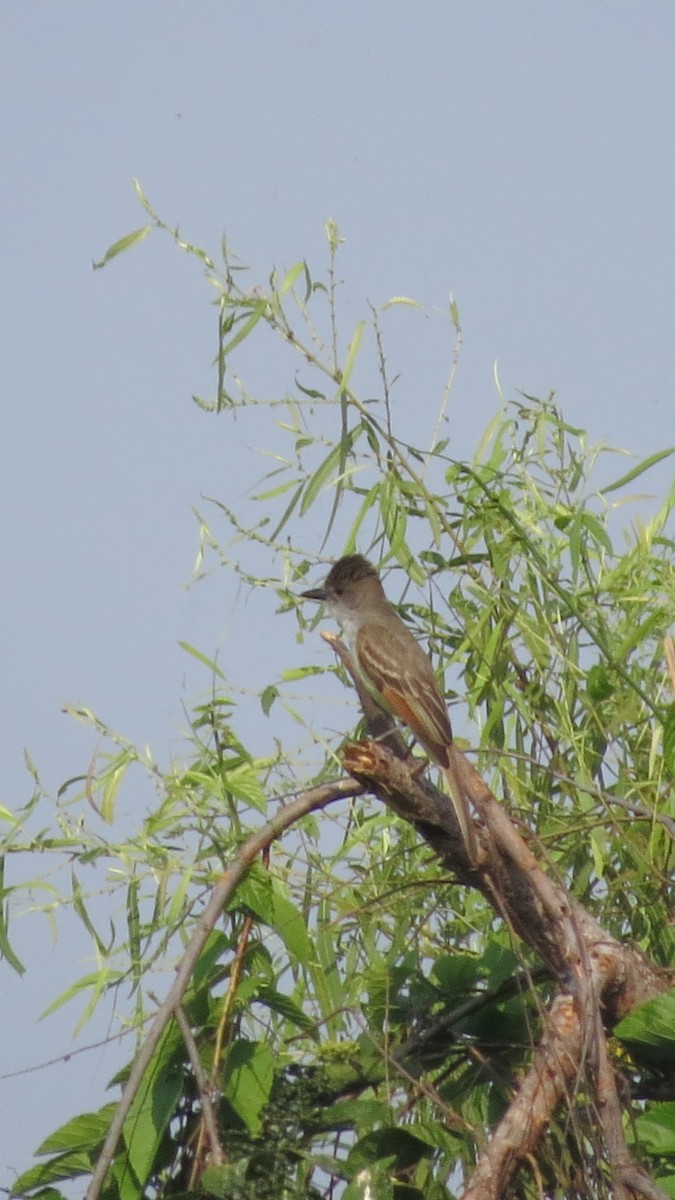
[86,778,361,1200]
[326,632,671,1198]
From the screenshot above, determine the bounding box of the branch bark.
[328,633,671,1198]
[86,778,362,1200]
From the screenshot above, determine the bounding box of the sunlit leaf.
[600,447,675,494]
[225,1040,275,1133]
[92,224,152,270]
[178,641,227,681]
[339,321,365,395]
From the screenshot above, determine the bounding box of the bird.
[302,554,479,865]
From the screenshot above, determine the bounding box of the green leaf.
[277,260,306,297]
[312,897,346,1029]
[280,665,325,681]
[617,608,668,659]
[123,1026,184,1187]
[260,684,279,716]
[347,1126,432,1172]
[92,750,137,824]
[178,641,227,681]
[381,295,421,309]
[200,1161,251,1197]
[237,865,312,965]
[10,1151,93,1193]
[268,480,304,541]
[587,664,614,703]
[634,1102,675,1154]
[663,703,675,776]
[0,857,25,974]
[219,299,267,358]
[313,1098,392,1133]
[615,988,675,1058]
[225,763,266,814]
[224,1039,275,1133]
[40,969,121,1021]
[339,321,365,395]
[252,477,300,503]
[71,870,108,955]
[37,1104,117,1155]
[344,482,380,553]
[300,435,354,516]
[580,510,613,554]
[599,446,675,494]
[254,984,317,1033]
[92,224,152,270]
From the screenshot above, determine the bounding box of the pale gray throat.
[325,598,361,655]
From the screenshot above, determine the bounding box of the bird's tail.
[441,759,480,867]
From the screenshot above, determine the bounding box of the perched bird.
[302,554,478,865]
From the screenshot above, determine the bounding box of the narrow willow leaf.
[568,508,582,579]
[424,495,443,549]
[663,703,675,776]
[339,320,365,395]
[344,482,381,553]
[617,608,668,659]
[252,478,300,503]
[178,642,227,682]
[449,296,461,331]
[313,897,346,1027]
[40,969,119,1019]
[600,447,675,494]
[0,858,25,974]
[164,864,194,928]
[71,870,107,955]
[381,295,420,309]
[295,380,326,400]
[92,225,152,270]
[281,666,325,681]
[99,751,136,824]
[278,260,306,297]
[580,510,613,554]
[300,436,353,516]
[220,299,267,358]
[132,177,155,215]
[268,481,304,541]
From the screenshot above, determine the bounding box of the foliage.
[4,187,675,1198]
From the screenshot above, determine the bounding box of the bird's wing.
[356,622,453,765]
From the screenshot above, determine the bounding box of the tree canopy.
[5,191,675,1200]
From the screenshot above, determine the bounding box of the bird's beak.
[301,585,327,602]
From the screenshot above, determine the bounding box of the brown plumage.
[302,555,479,865]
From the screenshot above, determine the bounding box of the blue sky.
[3,2,675,1186]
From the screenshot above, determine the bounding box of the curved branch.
[326,631,670,1198]
[86,777,362,1200]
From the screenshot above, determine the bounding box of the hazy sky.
[3,3,675,1186]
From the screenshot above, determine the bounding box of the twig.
[174,1005,225,1172]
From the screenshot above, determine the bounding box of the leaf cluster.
[4,192,675,1198]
